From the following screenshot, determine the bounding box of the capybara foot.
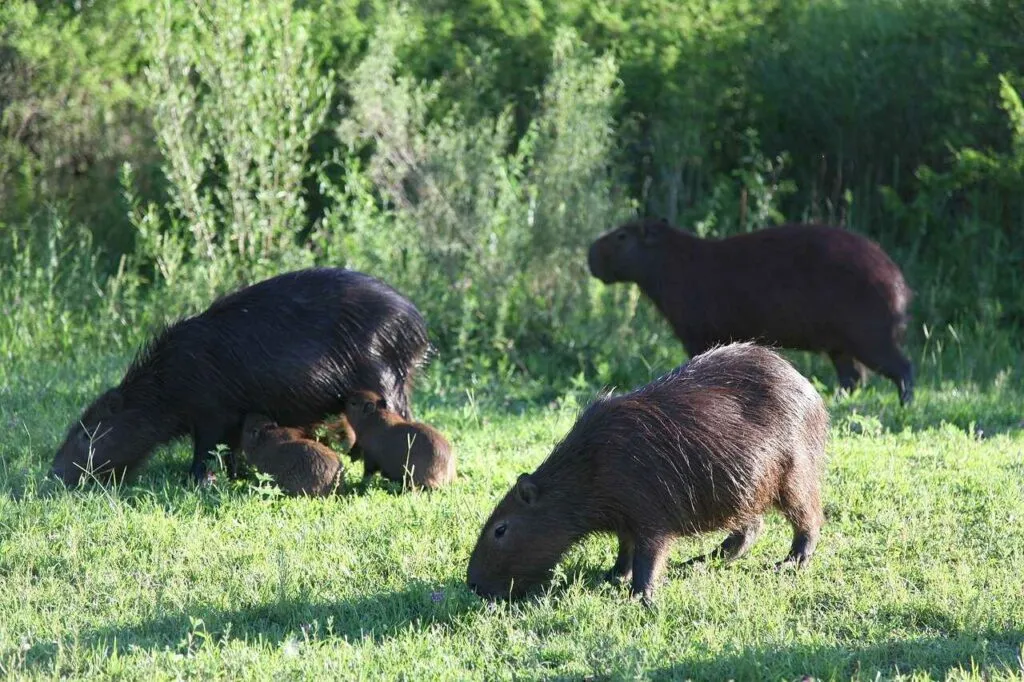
[629,541,668,606]
[605,534,634,584]
[777,530,818,569]
[604,567,633,585]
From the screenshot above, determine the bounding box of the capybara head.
[466,473,576,600]
[51,388,145,485]
[344,390,389,429]
[241,413,279,451]
[587,217,672,284]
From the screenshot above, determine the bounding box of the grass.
[1,347,1023,681]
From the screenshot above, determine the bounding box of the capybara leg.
[717,517,765,561]
[778,476,823,568]
[605,532,635,584]
[856,343,914,406]
[630,537,671,606]
[362,457,379,481]
[830,352,865,393]
[681,517,764,566]
[191,425,228,485]
[780,527,820,568]
[189,439,213,484]
[223,449,240,479]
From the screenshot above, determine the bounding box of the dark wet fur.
[588,218,914,404]
[52,268,429,485]
[344,390,455,490]
[240,414,343,497]
[467,343,829,604]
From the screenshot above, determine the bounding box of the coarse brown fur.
[588,218,914,404]
[344,390,455,490]
[466,342,828,604]
[241,414,343,496]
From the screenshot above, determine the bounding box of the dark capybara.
[51,268,430,486]
[344,390,455,490]
[240,414,343,496]
[466,342,828,604]
[587,218,914,404]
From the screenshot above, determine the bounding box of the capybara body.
[588,218,914,404]
[466,342,828,604]
[344,390,455,490]
[241,414,343,496]
[51,268,429,486]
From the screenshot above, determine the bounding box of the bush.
[324,22,674,386]
[123,0,332,307]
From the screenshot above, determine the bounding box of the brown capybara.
[466,342,828,605]
[241,414,343,496]
[303,414,358,453]
[51,268,430,486]
[588,218,914,405]
[344,390,455,490]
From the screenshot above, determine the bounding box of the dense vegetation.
[1,1,1022,678]
[2,0,1023,384]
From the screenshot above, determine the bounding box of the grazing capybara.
[51,268,430,486]
[587,218,914,404]
[466,342,828,604]
[240,414,343,496]
[344,390,455,490]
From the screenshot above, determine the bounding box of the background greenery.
[1,1,1022,678]
[2,0,1023,384]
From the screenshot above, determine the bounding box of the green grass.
[1,350,1023,681]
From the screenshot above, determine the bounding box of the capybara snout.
[467,342,828,604]
[587,220,656,285]
[52,388,162,485]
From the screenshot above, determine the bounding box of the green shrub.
[324,22,674,386]
[124,0,333,307]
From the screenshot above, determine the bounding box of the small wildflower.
[430,590,444,603]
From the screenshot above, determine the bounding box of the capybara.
[466,342,828,604]
[51,268,430,486]
[587,218,914,404]
[344,390,455,490]
[240,414,343,496]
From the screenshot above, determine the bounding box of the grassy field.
[1,350,1022,681]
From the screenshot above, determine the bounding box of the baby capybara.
[466,342,828,604]
[241,414,343,496]
[51,268,430,486]
[588,218,914,404]
[344,390,455,490]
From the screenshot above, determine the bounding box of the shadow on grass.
[23,579,477,669]
[636,629,1024,681]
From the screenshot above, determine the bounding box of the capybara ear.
[640,218,667,245]
[514,473,539,505]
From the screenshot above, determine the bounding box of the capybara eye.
[494,523,507,539]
